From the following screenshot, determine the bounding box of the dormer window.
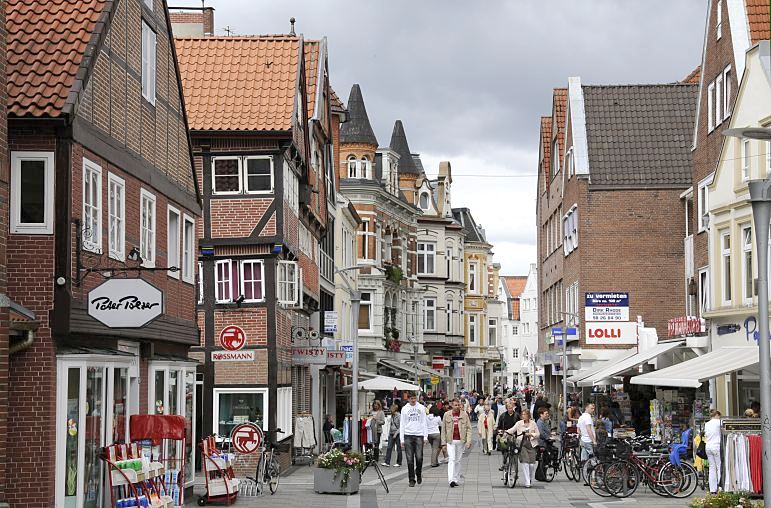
[419,192,429,210]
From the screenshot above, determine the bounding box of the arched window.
[347,155,357,178]
[419,192,429,210]
[360,156,369,179]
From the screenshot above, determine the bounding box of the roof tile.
[746,0,770,44]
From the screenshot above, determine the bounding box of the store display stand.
[199,435,239,505]
[103,442,174,508]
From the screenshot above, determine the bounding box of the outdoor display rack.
[198,435,240,505]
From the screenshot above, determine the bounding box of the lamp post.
[558,311,579,431]
[724,126,771,501]
[335,264,385,453]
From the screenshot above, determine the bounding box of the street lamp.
[335,264,385,453]
[724,126,771,502]
[558,311,579,431]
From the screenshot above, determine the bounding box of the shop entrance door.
[55,356,134,508]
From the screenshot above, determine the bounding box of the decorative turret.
[339,84,377,181]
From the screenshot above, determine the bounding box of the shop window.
[182,215,195,283]
[11,151,54,234]
[417,242,435,275]
[423,298,436,331]
[239,259,265,302]
[358,292,372,331]
[140,189,156,267]
[167,206,180,279]
[213,389,266,439]
[277,260,299,305]
[108,173,125,260]
[141,21,156,104]
[82,159,102,253]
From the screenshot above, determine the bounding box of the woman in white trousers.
[704,409,722,494]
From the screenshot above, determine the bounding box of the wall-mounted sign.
[585,292,629,322]
[324,311,338,334]
[585,321,638,345]
[219,325,247,351]
[327,351,346,366]
[668,316,705,337]
[212,350,255,362]
[292,347,327,365]
[87,278,163,328]
[230,423,263,454]
[432,356,449,370]
[341,344,354,362]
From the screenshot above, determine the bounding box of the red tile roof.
[540,116,552,193]
[503,276,527,299]
[512,299,521,321]
[554,88,568,165]
[176,36,303,131]
[682,66,701,84]
[304,41,319,119]
[7,0,107,117]
[746,0,770,44]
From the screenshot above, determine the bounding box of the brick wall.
[212,308,268,346]
[209,198,272,238]
[214,349,268,384]
[0,0,9,499]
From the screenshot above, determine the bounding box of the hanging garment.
[737,434,751,492]
[343,417,351,443]
[360,419,369,446]
[748,434,763,494]
[294,416,317,448]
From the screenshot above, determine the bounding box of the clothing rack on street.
[293,413,317,465]
[720,418,762,496]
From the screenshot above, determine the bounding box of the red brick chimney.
[203,7,214,36]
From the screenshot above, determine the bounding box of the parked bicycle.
[560,431,582,482]
[245,428,282,496]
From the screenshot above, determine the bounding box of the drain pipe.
[9,330,34,355]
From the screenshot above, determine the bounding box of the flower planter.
[313,468,360,495]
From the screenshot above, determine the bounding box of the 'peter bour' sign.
[88,278,163,328]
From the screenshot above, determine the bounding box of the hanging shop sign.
[219,325,247,351]
[87,278,163,328]
[432,356,449,369]
[585,292,629,322]
[667,316,705,337]
[292,347,328,365]
[211,350,255,362]
[585,321,638,345]
[230,423,263,454]
[327,350,346,366]
[430,375,440,385]
[324,311,338,334]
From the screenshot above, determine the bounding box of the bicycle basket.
[497,435,510,451]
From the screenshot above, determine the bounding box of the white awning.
[566,348,638,385]
[578,341,684,387]
[343,375,421,392]
[630,346,761,388]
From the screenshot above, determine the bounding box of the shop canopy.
[378,359,449,380]
[343,375,421,392]
[630,346,761,388]
[578,341,684,387]
[566,348,638,386]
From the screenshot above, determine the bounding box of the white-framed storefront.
[211,386,268,442]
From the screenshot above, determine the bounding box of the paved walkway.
[191,437,702,507]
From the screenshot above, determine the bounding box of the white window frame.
[742,139,751,181]
[244,155,275,194]
[82,158,103,253]
[513,325,518,335]
[182,214,195,284]
[167,205,181,279]
[107,173,125,261]
[347,156,358,178]
[723,66,731,120]
[742,226,753,304]
[417,242,436,275]
[488,318,497,346]
[197,261,203,304]
[716,0,722,40]
[446,300,453,334]
[698,180,710,232]
[513,348,519,359]
[707,82,715,133]
[212,156,242,195]
[468,314,478,344]
[215,259,233,303]
[141,21,156,104]
[211,387,268,440]
[359,219,370,260]
[358,292,372,332]
[11,151,55,235]
[715,73,723,126]
[143,0,153,9]
[469,261,479,294]
[721,230,732,305]
[239,259,265,303]
[140,189,156,268]
[699,268,710,314]
[419,192,430,210]
[277,260,299,305]
[424,298,436,332]
[284,162,299,213]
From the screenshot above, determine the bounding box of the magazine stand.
[102,441,174,508]
[198,435,239,505]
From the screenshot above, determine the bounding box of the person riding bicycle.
[496,400,519,471]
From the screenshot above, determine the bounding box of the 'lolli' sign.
[585,322,638,345]
[88,278,163,328]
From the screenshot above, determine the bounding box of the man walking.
[478,403,496,455]
[400,393,428,487]
[578,403,597,463]
[441,398,472,488]
[496,400,519,472]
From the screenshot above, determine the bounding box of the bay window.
[468,314,478,344]
[469,262,479,294]
[488,318,497,346]
[358,292,372,331]
[742,226,753,304]
[721,230,732,305]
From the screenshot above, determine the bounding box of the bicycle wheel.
[659,462,698,498]
[563,451,576,481]
[508,452,519,488]
[604,460,640,498]
[571,450,582,482]
[543,460,557,482]
[502,455,509,485]
[267,458,280,494]
[373,463,389,493]
[581,456,597,485]
[586,460,614,498]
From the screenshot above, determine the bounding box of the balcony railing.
[684,234,694,279]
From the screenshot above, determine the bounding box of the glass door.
[62,366,82,508]
[83,367,105,508]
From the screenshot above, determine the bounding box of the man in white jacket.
[400,393,428,487]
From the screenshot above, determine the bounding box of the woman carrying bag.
[508,409,539,488]
[382,403,402,467]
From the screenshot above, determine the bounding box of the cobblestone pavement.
[191,437,701,508]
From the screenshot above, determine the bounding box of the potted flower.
[689,492,761,508]
[314,448,365,494]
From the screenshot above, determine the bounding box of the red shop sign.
[230,423,263,454]
[219,325,247,351]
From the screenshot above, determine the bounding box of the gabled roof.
[304,40,319,120]
[390,120,419,175]
[539,116,552,192]
[502,276,527,299]
[746,0,770,44]
[340,84,377,145]
[176,36,307,131]
[583,84,697,187]
[682,66,701,84]
[7,0,107,117]
[553,88,568,162]
[452,207,486,244]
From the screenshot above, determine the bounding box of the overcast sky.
[172,0,706,274]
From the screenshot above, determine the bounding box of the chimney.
[203,7,214,36]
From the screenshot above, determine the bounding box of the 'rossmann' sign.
[585,322,638,345]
